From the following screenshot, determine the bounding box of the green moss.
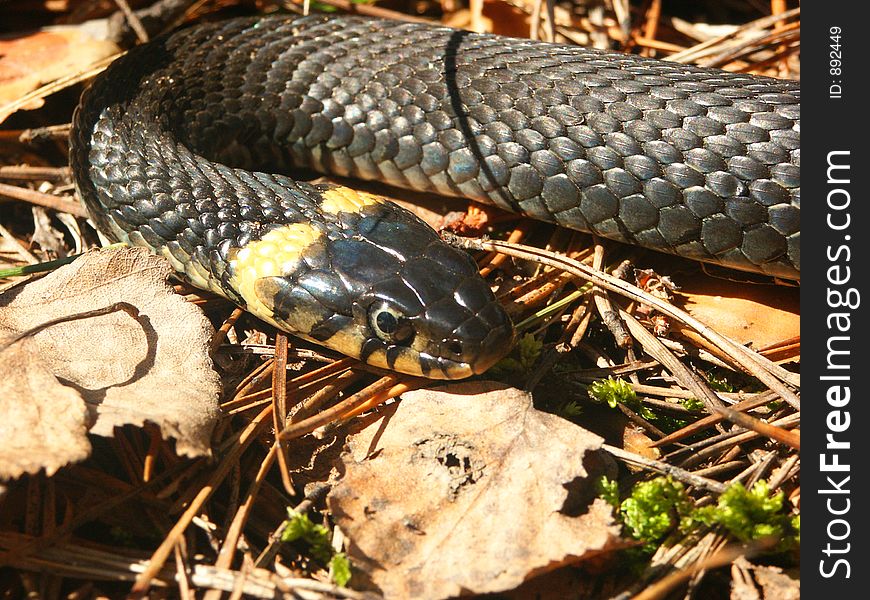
[281,510,351,585]
[597,476,621,509]
[589,377,636,409]
[598,477,799,555]
[693,481,798,545]
[619,477,694,551]
[329,553,352,587]
[704,370,735,393]
[679,396,705,412]
[489,333,542,377]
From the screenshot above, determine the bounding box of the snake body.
[70,14,800,377]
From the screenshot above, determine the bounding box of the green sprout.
[589,377,636,409]
[558,399,584,420]
[281,510,351,586]
[489,332,543,377]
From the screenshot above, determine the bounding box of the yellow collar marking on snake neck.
[319,186,383,215]
[228,223,322,325]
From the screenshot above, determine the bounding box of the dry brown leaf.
[677,278,799,348]
[0,26,119,121]
[731,557,799,600]
[749,562,800,600]
[328,382,621,599]
[498,564,601,600]
[0,341,91,479]
[622,424,660,461]
[0,247,221,479]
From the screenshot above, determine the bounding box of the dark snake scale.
[70,14,800,378]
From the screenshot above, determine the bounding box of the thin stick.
[631,541,773,600]
[212,441,280,572]
[602,444,726,493]
[651,393,778,447]
[667,7,800,63]
[335,378,425,422]
[715,405,800,450]
[0,182,88,217]
[277,376,401,441]
[479,222,530,277]
[618,306,724,412]
[0,166,71,181]
[209,307,245,354]
[271,333,295,496]
[112,0,150,43]
[309,0,431,23]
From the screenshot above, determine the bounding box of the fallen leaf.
[749,562,800,600]
[328,382,621,599]
[731,557,799,600]
[0,25,119,122]
[622,424,661,461]
[0,341,91,479]
[497,564,600,600]
[0,247,221,479]
[676,278,800,349]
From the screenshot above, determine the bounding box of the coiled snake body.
[70,15,800,378]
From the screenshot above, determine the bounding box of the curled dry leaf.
[328,382,621,599]
[0,247,221,479]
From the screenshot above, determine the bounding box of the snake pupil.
[370,303,415,346]
[376,311,398,334]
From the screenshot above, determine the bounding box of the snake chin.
[412,302,516,379]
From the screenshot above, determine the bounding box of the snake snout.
[422,281,515,378]
[398,244,515,379]
[468,303,516,376]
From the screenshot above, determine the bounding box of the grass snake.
[69,14,800,379]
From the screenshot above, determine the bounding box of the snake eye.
[369,302,415,346]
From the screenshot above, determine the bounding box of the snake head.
[238,194,515,379]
